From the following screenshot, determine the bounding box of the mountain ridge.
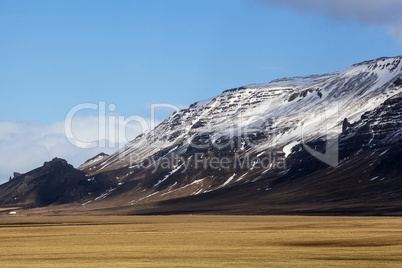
[1,55,402,215]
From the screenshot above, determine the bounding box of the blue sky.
[0,0,401,182]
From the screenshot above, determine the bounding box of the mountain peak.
[44,157,68,166]
[79,153,109,169]
[348,56,402,73]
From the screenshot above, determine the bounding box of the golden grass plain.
[0,215,402,267]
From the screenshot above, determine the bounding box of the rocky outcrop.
[0,158,117,207]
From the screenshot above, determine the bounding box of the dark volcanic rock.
[0,158,117,207]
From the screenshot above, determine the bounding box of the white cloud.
[0,115,157,184]
[257,0,402,43]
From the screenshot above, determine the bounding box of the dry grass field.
[0,215,402,267]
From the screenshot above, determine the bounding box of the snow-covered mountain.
[1,56,402,215]
[86,57,401,173]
